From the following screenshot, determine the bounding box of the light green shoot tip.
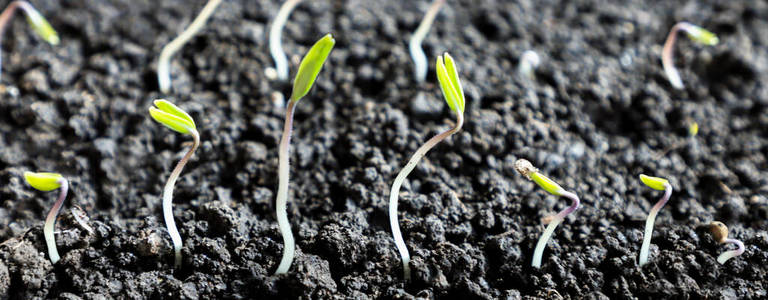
[686,25,718,46]
[639,174,669,191]
[688,122,699,136]
[24,172,63,191]
[531,172,565,196]
[290,33,336,102]
[149,99,197,135]
[24,8,59,45]
[436,53,465,113]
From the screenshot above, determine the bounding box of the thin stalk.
[390,110,463,281]
[717,238,745,264]
[275,99,297,274]
[269,0,302,81]
[0,1,48,77]
[43,178,68,264]
[408,0,445,83]
[157,0,223,94]
[531,190,579,268]
[162,130,200,268]
[662,22,699,90]
[639,183,672,266]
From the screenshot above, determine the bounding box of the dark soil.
[1,0,767,298]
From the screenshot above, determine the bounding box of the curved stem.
[275,99,297,274]
[717,238,745,264]
[639,183,672,266]
[157,0,223,94]
[269,0,302,81]
[44,178,68,264]
[163,130,199,268]
[531,190,579,268]
[0,1,40,78]
[390,111,463,281]
[662,22,695,90]
[408,0,445,83]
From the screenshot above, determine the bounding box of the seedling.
[389,53,465,281]
[268,0,302,81]
[0,1,59,77]
[24,172,68,264]
[655,120,699,159]
[148,99,200,268]
[709,221,745,264]
[637,174,673,266]
[518,50,540,79]
[409,0,445,83]
[514,159,580,268]
[662,22,718,90]
[274,34,335,275]
[157,0,223,94]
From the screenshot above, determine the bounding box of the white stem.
[274,100,297,275]
[157,0,223,94]
[408,0,445,83]
[269,0,302,81]
[638,184,672,266]
[162,130,199,268]
[532,217,563,268]
[717,238,745,264]
[44,178,68,264]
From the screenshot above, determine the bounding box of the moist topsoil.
[1,0,767,299]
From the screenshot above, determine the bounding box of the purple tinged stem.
[43,178,68,264]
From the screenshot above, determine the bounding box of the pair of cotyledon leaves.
[24,172,63,191]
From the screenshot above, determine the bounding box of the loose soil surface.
[1,0,767,299]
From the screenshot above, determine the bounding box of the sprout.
[148,99,200,268]
[409,0,445,83]
[24,171,68,264]
[268,0,303,81]
[637,174,673,266]
[709,221,745,264]
[662,22,718,90]
[274,34,335,275]
[0,1,59,77]
[157,0,223,94]
[514,159,580,268]
[390,53,465,281]
[518,50,541,79]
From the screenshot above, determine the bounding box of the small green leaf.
[24,172,63,192]
[290,34,335,102]
[688,122,699,137]
[149,99,196,135]
[639,174,669,191]
[436,53,465,113]
[530,172,564,196]
[686,25,718,46]
[24,8,60,45]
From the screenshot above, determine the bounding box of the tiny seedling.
[637,174,673,266]
[157,0,223,94]
[274,34,335,275]
[655,120,699,159]
[390,52,465,281]
[24,171,68,264]
[709,221,745,264]
[662,22,718,90]
[409,0,445,83]
[518,50,541,79]
[268,0,303,81]
[148,99,200,268]
[0,1,59,77]
[514,159,580,268]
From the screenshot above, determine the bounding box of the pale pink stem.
[44,178,68,263]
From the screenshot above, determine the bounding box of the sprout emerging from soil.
[157,0,223,94]
[709,221,745,264]
[662,22,718,90]
[637,174,672,266]
[148,99,200,268]
[390,53,465,281]
[409,0,445,83]
[514,159,580,268]
[268,0,303,81]
[0,1,59,77]
[518,50,540,79]
[274,34,335,275]
[23,172,68,264]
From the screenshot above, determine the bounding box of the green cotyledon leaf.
[290,34,335,102]
[530,172,565,196]
[24,7,59,45]
[24,172,63,191]
[436,53,465,113]
[639,174,669,191]
[149,99,196,135]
